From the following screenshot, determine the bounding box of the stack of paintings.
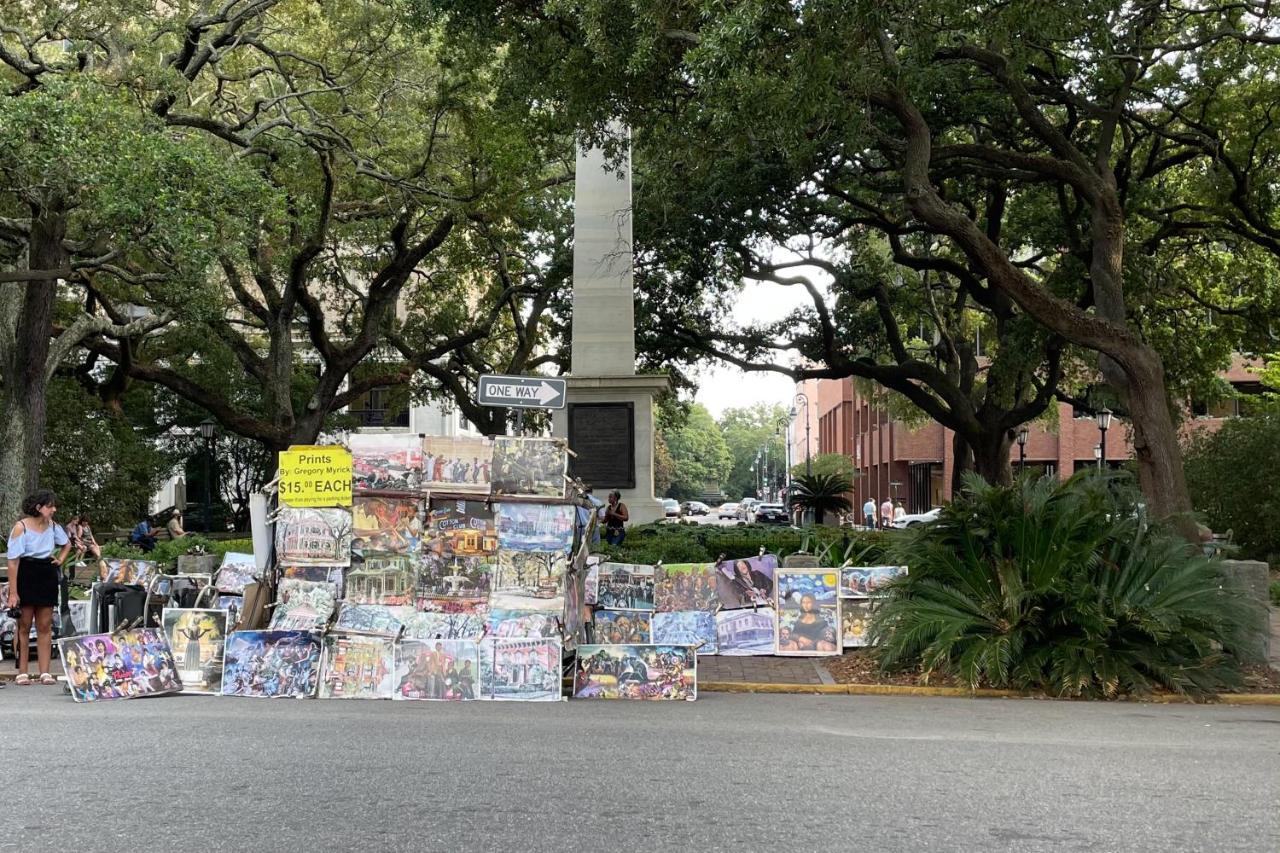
[161,608,227,694]
[838,566,907,648]
[222,630,323,698]
[394,639,480,700]
[422,436,492,494]
[572,644,696,700]
[351,433,423,492]
[318,635,395,699]
[60,629,183,703]
[775,570,841,656]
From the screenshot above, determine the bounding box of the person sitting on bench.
[129,518,158,553]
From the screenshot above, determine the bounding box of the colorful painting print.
[351,433,423,492]
[421,436,493,494]
[217,595,242,627]
[495,502,576,553]
[596,563,656,611]
[573,645,696,700]
[344,555,417,606]
[416,553,492,607]
[490,549,567,609]
[490,437,567,498]
[428,498,497,556]
[776,570,841,656]
[486,608,561,639]
[402,610,487,641]
[715,554,778,609]
[352,496,423,556]
[715,607,777,656]
[99,559,157,586]
[269,579,338,631]
[279,565,345,599]
[214,552,258,594]
[394,640,480,700]
[318,635,395,699]
[60,629,182,703]
[221,630,322,698]
[651,611,718,654]
[480,637,562,701]
[841,600,874,648]
[275,508,352,566]
[840,565,909,598]
[654,563,719,612]
[591,610,652,644]
[333,603,409,639]
[161,608,227,694]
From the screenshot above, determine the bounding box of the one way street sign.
[478,374,567,410]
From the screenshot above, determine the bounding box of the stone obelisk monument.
[551,128,667,524]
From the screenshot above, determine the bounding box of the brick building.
[790,357,1265,514]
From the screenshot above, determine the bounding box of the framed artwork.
[495,502,576,553]
[59,629,182,703]
[351,433,423,492]
[590,609,652,644]
[654,563,719,613]
[394,640,480,700]
[714,555,777,609]
[839,566,909,598]
[651,611,718,655]
[221,630,322,698]
[595,563,655,611]
[572,645,696,700]
[479,637,562,701]
[776,570,841,656]
[275,508,352,567]
[421,436,493,494]
[161,608,228,694]
[318,635,395,699]
[715,607,777,656]
[490,437,566,498]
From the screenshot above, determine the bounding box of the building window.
[348,386,411,428]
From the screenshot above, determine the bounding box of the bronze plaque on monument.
[568,403,635,489]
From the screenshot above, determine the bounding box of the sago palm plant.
[788,471,853,525]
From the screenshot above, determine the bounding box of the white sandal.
[14,673,32,686]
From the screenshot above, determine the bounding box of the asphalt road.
[2,690,1276,852]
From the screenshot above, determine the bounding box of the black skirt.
[16,556,59,607]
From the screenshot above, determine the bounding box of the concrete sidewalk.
[698,654,833,685]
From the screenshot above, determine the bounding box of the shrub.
[873,472,1264,699]
[1184,407,1280,561]
[601,522,889,565]
[99,536,254,570]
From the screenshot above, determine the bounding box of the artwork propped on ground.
[333,603,409,639]
[491,437,567,498]
[480,637,562,701]
[715,607,777,656]
[221,630,322,698]
[352,496,423,556]
[495,502,576,553]
[351,433,423,492]
[654,563,719,613]
[650,611,717,655]
[394,640,480,700]
[573,644,696,700]
[428,498,497,557]
[714,555,777,609]
[841,599,874,648]
[100,559,157,587]
[161,608,227,694]
[275,508,353,567]
[60,629,182,702]
[486,608,561,639]
[421,436,493,494]
[591,609,652,644]
[776,570,841,656]
[839,566,909,598]
[318,635,395,699]
[269,579,338,631]
[596,563,655,611]
[490,549,567,611]
[402,610,487,641]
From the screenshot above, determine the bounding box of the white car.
[737,499,759,521]
[891,507,941,528]
[717,502,740,519]
[662,498,681,518]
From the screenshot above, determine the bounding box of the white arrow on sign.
[535,381,561,405]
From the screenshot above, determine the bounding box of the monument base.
[551,374,669,526]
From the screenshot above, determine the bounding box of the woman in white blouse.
[6,490,71,685]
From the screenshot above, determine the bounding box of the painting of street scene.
[221,630,322,698]
[351,433,423,492]
[490,549,567,609]
[479,638,562,701]
[573,644,696,700]
[839,565,909,598]
[333,604,409,639]
[422,436,492,494]
[490,437,566,498]
[394,640,480,700]
[495,502,575,552]
[416,553,492,607]
[268,579,338,631]
[275,508,352,566]
[402,610,487,640]
[344,555,417,606]
[486,608,561,639]
[428,498,497,557]
[596,563,655,610]
[318,635,395,699]
[715,607,777,656]
[161,608,227,694]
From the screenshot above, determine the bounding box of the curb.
[699,680,1280,705]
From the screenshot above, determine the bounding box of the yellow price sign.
[278,445,353,508]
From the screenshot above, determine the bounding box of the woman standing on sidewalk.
[6,490,71,685]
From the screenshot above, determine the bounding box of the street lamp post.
[199,418,217,533]
[794,393,812,477]
[1016,426,1029,474]
[1095,407,1112,471]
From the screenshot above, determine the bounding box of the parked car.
[662,498,681,518]
[753,503,789,524]
[716,502,740,519]
[737,498,759,521]
[891,507,941,528]
[680,501,711,516]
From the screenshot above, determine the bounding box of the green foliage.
[99,537,254,569]
[602,522,889,567]
[39,378,179,531]
[718,403,788,500]
[1270,580,1280,607]
[1184,407,1280,561]
[661,403,732,500]
[788,472,853,526]
[790,453,854,481]
[873,473,1262,699]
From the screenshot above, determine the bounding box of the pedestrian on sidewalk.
[879,497,893,529]
[6,490,71,686]
[862,497,876,529]
[604,491,629,546]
